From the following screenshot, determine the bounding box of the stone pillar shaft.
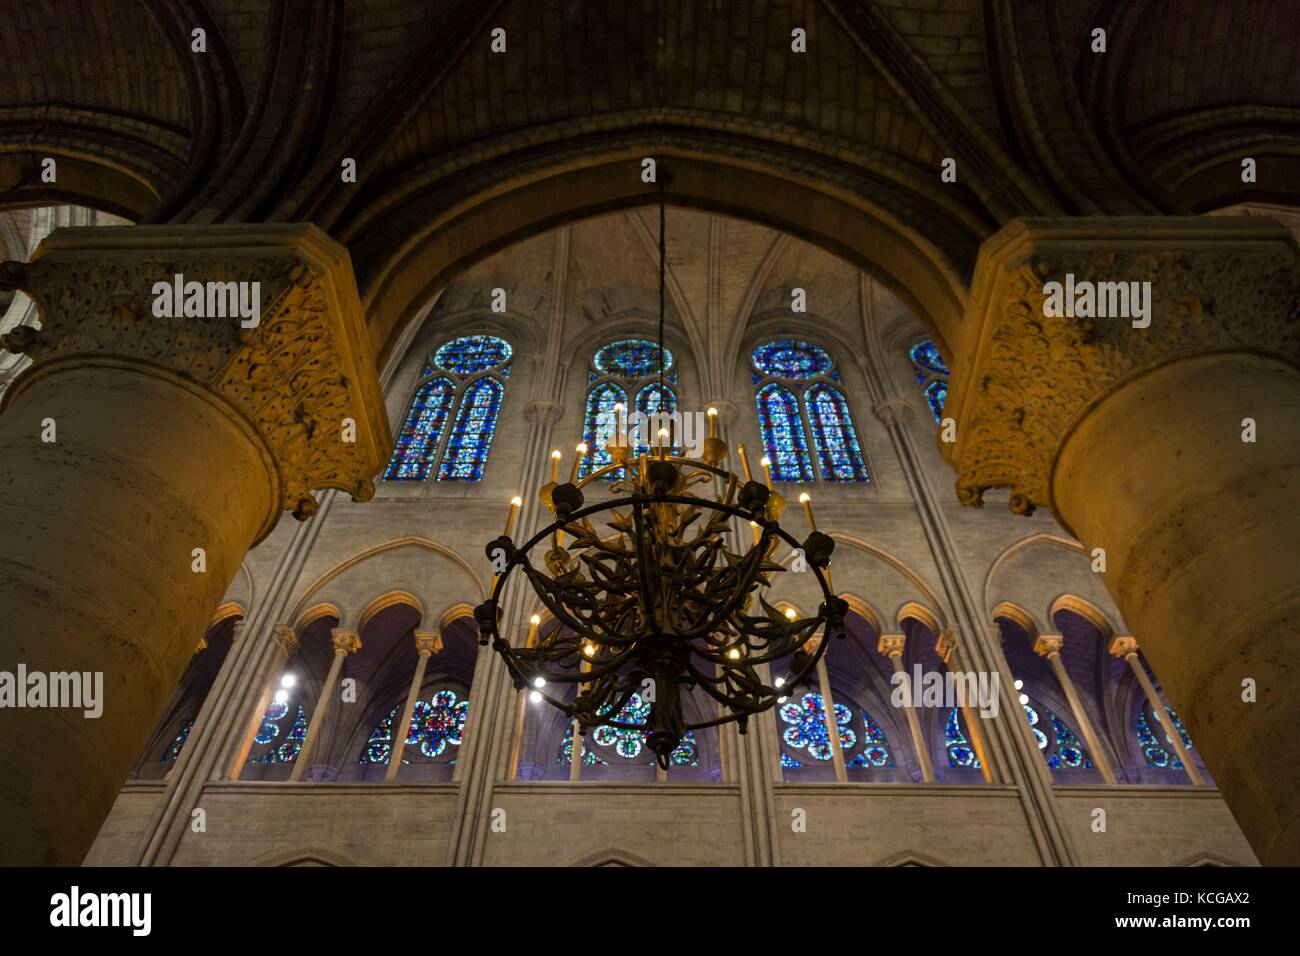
[1033,636,1116,783]
[1111,637,1203,786]
[879,636,935,783]
[290,629,360,781]
[948,217,1300,862]
[814,657,848,782]
[385,630,441,783]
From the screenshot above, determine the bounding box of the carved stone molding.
[0,224,391,524]
[877,633,906,658]
[872,397,912,428]
[523,399,563,426]
[946,217,1300,517]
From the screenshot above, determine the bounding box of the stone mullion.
[1033,635,1117,784]
[857,274,1078,866]
[385,630,442,783]
[288,629,360,781]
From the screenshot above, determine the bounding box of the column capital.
[701,399,741,424]
[0,224,391,530]
[872,397,912,428]
[877,633,906,657]
[1108,635,1139,658]
[413,629,442,656]
[1033,633,1064,657]
[273,623,299,656]
[946,216,1300,520]
[523,399,563,425]
[330,628,362,655]
[934,628,957,664]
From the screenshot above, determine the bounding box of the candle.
[570,443,588,483]
[799,491,816,531]
[737,443,753,481]
[657,427,670,459]
[526,613,541,647]
[504,496,522,536]
[759,456,773,489]
[550,449,561,483]
[707,407,717,438]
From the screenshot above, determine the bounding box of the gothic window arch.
[383,334,512,482]
[1021,696,1092,770]
[751,339,867,483]
[776,689,895,771]
[908,338,950,425]
[945,707,981,769]
[580,338,677,480]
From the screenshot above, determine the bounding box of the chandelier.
[475,175,847,768]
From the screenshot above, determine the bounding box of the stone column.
[0,224,389,864]
[947,216,1300,863]
[1032,635,1116,783]
[290,628,362,781]
[1110,636,1203,786]
[385,630,443,782]
[811,653,848,782]
[934,628,994,783]
[877,634,935,783]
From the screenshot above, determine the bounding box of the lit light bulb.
[576,443,588,454]
[510,495,522,507]
[777,696,788,704]
[1018,693,1029,705]
[727,648,741,659]
[530,614,541,626]
[707,407,717,417]
[551,450,561,459]
[774,676,786,689]
[798,492,810,503]
[529,690,542,704]
[273,689,289,705]
[583,642,596,657]
[280,674,296,689]
[1014,679,1023,690]
[760,456,772,468]
[533,676,547,689]
[785,607,798,621]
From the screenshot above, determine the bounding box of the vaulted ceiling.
[1,0,1295,363]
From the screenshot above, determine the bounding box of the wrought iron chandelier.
[476,171,847,768]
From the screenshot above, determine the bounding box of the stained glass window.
[946,707,980,769]
[752,340,833,379]
[757,382,815,482]
[1023,701,1092,770]
[360,690,470,764]
[556,692,699,766]
[162,718,195,764]
[778,691,892,768]
[805,383,868,482]
[435,335,512,374]
[594,339,672,378]
[384,377,455,480]
[632,381,678,458]
[248,704,308,764]
[1137,703,1194,769]
[437,376,504,481]
[752,340,865,484]
[383,334,510,482]
[580,381,629,479]
[909,338,950,425]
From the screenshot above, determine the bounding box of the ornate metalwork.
[477,446,846,768]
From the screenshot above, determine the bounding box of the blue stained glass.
[594,339,673,378]
[752,340,833,379]
[1023,702,1091,770]
[1137,704,1193,769]
[384,377,455,480]
[946,706,980,768]
[408,690,470,757]
[805,383,868,482]
[633,382,678,458]
[780,753,803,768]
[909,339,950,376]
[592,693,653,758]
[580,381,628,479]
[249,705,307,764]
[162,718,195,764]
[558,727,606,766]
[924,380,947,424]
[756,382,814,482]
[437,376,503,481]
[434,335,512,374]
[779,692,856,761]
[499,362,511,380]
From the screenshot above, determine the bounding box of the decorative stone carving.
[946,217,1300,518]
[523,399,563,426]
[872,397,912,428]
[0,224,391,523]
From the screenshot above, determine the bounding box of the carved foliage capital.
[950,218,1300,518]
[0,225,391,523]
